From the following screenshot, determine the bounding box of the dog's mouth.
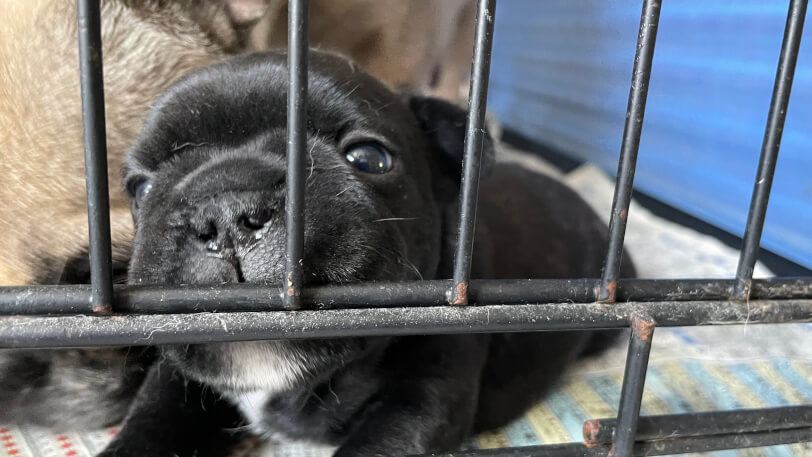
[139,221,415,391]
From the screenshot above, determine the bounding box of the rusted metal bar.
[419,427,812,456]
[284,0,309,309]
[75,0,114,314]
[610,316,655,457]
[598,0,662,302]
[1,278,811,315]
[0,299,809,349]
[450,0,496,305]
[734,0,808,299]
[584,406,812,446]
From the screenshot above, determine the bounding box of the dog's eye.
[134,181,152,202]
[345,143,392,174]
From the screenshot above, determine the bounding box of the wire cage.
[0,0,810,456]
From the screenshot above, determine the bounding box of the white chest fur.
[229,390,273,433]
[222,341,307,393]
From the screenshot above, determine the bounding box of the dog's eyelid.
[338,132,397,156]
[125,175,151,198]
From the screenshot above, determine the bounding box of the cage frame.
[0,0,810,456]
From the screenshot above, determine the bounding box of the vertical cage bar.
[734,0,807,300]
[611,316,655,457]
[284,0,310,309]
[449,0,497,305]
[75,0,113,314]
[598,0,662,303]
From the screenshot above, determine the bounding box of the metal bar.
[419,443,604,457]
[631,428,812,456]
[450,0,496,305]
[584,406,812,446]
[734,0,808,299]
[75,0,114,314]
[1,278,811,315]
[611,316,655,457]
[0,299,809,349]
[598,0,662,302]
[284,0,309,309]
[419,427,812,457]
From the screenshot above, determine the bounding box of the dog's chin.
[163,336,386,395]
[159,266,414,394]
[162,341,307,394]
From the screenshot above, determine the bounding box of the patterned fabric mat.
[2,149,810,457]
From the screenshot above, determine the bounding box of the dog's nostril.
[238,212,271,231]
[197,222,218,243]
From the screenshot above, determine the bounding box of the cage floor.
[2,148,809,457]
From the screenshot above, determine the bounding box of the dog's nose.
[180,155,284,252]
[237,212,272,232]
[192,204,273,251]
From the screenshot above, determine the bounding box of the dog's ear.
[408,96,495,187]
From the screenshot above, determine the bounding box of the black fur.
[100,51,635,457]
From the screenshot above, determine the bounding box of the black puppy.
[102,51,634,457]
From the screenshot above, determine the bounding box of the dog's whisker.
[327,379,341,405]
[200,385,209,411]
[240,239,262,256]
[384,247,423,280]
[356,243,420,280]
[400,257,424,280]
[223,424,255,434]
[335,186,351,197]
[372,217,419,223]
[307,131,319,181]
[344,83,361,98]
[171,141,208,152]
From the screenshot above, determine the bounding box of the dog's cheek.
[298,171,393,281]
[384,175,444,280]
[128,223,182,285]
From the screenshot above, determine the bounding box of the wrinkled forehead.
[126,52,416,174]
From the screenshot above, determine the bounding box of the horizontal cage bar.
[419,427,812,457]
[584,405,812,446]
[0,298,809,348]
[1,278,809,315]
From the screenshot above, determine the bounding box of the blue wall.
[488,0,811,268]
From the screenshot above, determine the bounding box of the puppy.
[0,0,474,429]
[0,0,474,287]
[98,51,635,457]
[244,0,476,100]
